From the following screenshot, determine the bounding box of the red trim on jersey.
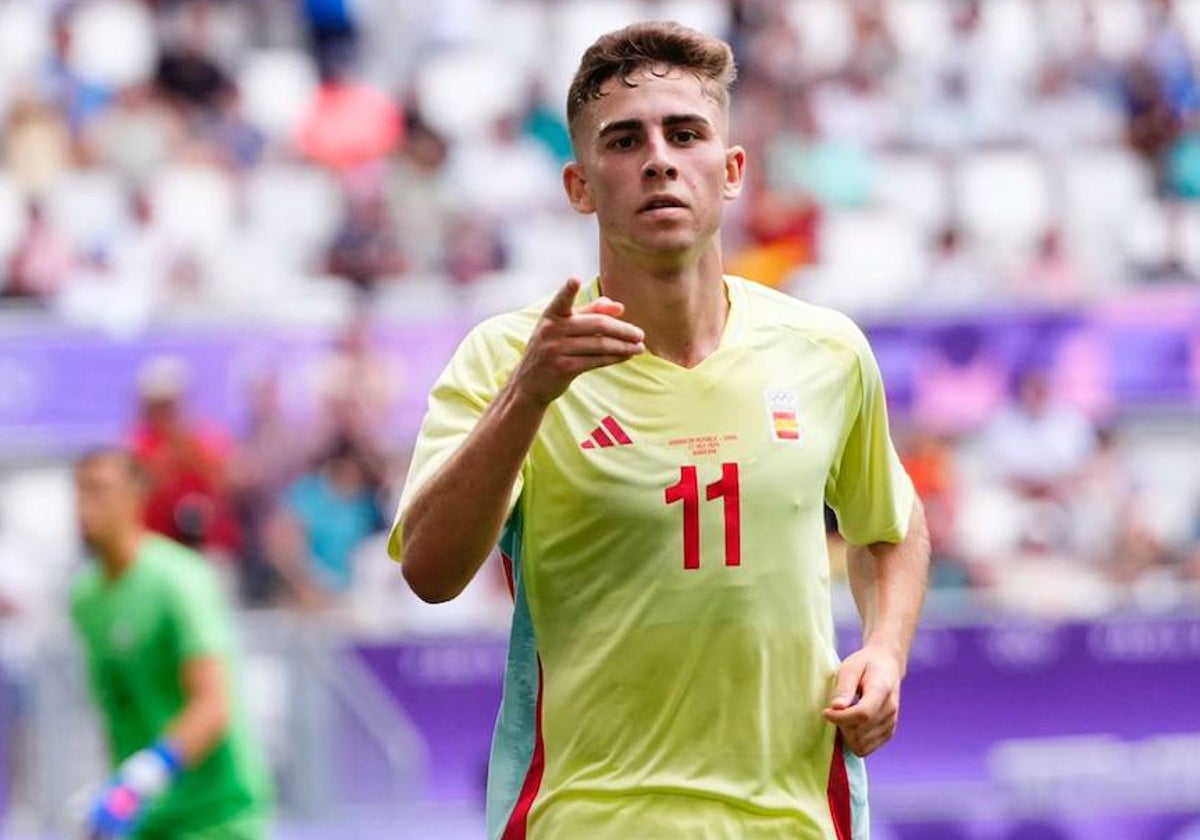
[601,415,632,445]
[500,551,515,600]
[501,664,546,840]
[580,439,595,450]
[590,426,615,448]
[827,729,852,840]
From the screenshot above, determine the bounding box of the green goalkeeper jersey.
[70,535,272,835]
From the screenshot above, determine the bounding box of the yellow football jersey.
[390,276,915,840]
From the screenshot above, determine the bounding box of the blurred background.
[0,0,1198,837]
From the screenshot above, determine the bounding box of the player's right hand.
[510,277,645,405]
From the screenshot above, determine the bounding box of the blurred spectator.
[3,93,72,194]
[295,67,402,172]
[899,425,969,588]
[981,367,1098,501]
[267,436,386,607]
[325,190,406,293]
[309,315,403,454]
[54,191,193,333]
[386,112,453,274]
[153,18,231,113]
[5,200,73,302]
[1125,59,1183,194]
[83,84,183,186]
[444,213,508,286]
[442,114,560,219]
[38,6,113,135]
[126,355,241,560]
[228,371,312,606]
[1074,426,1172,598]
[1009,227,1086,306]
[303,0,360,80]
[920,226,992,311]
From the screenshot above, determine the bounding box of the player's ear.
[563,162,595,214]
[722,145,746,201]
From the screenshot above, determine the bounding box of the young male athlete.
[70,449,271,839]
[391,21,929,839]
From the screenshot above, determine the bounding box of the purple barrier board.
[0,319,472,454]
[350,616,1200,835]
[0,287,1197,455]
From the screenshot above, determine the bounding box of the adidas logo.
[580,416,633,450]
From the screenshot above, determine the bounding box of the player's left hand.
[86,779,145,839]
[85,740,182,839]
[822,645,903,757]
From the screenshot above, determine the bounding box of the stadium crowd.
[0,0,1199,637]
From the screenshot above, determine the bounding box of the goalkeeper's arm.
[88,656,230,838]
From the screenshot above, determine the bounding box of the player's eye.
[611,135,637,150]
[672,129,699,144]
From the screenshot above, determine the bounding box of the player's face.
[75,457,143,548]
[565,67,745,262]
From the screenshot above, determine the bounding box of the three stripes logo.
[580,415,633,450]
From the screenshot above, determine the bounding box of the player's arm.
[824,497,930,757]
[400,278,644,603]
[164,654,231,763]
[85,657,230,839]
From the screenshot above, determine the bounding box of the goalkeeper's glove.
[87,739,182,839]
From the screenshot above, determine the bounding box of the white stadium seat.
[799,208,927,316]
[416,49,531,140]
[148,164,237,257]
[44,170,131,254]
[871,151,952,237]
[0,2,52,96]
[67,0,158,89]
[786,0,854,75]
[954,149,1054,257]
[885,0,953,64]
[243,164,341,270]
[238,49,320,143]
[1090,0,1149,62]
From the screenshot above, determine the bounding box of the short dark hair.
[566,21,737,145]
[76,447,148,486]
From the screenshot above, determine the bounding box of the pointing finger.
[544,278,582,318]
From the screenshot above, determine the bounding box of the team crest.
[764,388,801,442]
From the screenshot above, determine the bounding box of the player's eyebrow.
[596,113,713,139]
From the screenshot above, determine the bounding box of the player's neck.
[597,248,727,369]
[97,529,146,581]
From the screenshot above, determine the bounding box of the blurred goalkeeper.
[69,448,272,839]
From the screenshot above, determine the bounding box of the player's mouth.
[638,195,688,214]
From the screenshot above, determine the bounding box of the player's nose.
[641,135,678,180]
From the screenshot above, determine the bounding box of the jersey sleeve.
[387,319,526,562]
[824,326,915,545]
[169,558,233,662]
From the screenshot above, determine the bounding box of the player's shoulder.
[731,275,871,357]
[68,564,103,613]
[140,535,218,591]
[455,303,542,365]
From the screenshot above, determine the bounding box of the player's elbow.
[400,553,466,603]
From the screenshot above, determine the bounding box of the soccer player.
[390,21,930,839]
[70,449,272,839]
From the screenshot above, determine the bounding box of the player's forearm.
[164,688,230,766]
[401,380,547,603]
[847,498,930,676]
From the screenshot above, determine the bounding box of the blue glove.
[88,740,182,839]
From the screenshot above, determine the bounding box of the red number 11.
[664,462,741,570]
